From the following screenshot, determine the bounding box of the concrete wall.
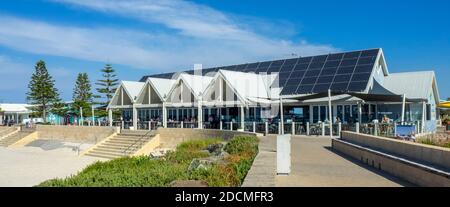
[332,139,450,187]
[341,131,450,171]
[156,128,256,148]
[36,125,118,144]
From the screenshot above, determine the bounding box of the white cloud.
[0,0,338,71]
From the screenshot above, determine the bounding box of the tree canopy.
[26,60,60,122]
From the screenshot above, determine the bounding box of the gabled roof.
[122,81,145,101]
[219,70,278,100]
[382,71,440,103]
[138,77,176,101]
[166,73,214,100]
[108,81,145,108]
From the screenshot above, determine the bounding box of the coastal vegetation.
[37,135,259,187]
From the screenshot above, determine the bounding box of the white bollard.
[321,123,325,137]
[220,121,223,130]
[356,122,360,134]
[277,134,291,175]
[230,121,233,131]
[394,122,397,136]
[278,122,281,135]
[181,121,183,129]
[292,122,295,135]
[374,123,378,136]
[121,121,124,130]
[306,122,310,136]
[253,122,256,133]
[338,122,342,137]
[265,122,269,135]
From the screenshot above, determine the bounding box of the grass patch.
[37,136,258,187]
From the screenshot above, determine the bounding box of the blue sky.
[0,0,449,103]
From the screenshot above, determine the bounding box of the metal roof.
[382,71,439,103]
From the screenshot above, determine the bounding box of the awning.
[439,101,450,108]
[290,91,425,103]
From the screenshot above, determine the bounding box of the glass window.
[337,105,343,122]
[313,106,319,123]
[320,106,327,122]
[351,105,358,122]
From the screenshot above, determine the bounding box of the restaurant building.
[107,48,441,135]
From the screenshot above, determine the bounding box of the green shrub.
[224,135,258,155]
[37,136,258,187]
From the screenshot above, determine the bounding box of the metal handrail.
[122,130,156,156]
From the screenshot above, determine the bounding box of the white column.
[198,100,203,129]
[253,121,256,133]
[132,104,138,130]
[91,105,95,126]
[240,105,245,130]
[401,94,406,125]
[162,102,167,128]
[309,105,313,124]
[328,89,332,138]
[358,102,362,124]
[80,107,83,126]
[356,122,360,133]
[280,98,284,135]
[108,108,113,127]
[422,101,426,133]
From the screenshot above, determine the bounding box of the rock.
[188,158,215,171]
[206,143,224,155]
[149,148,173,159]
[169,180,208,187]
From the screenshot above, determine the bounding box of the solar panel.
[140,49,380,95]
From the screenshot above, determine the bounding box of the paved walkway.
[243,135,410,187]
[276,136,410,187]
[0,139,104,187]
[242,136,277,187]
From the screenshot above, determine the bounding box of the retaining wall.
[156,128,256,148]
[333,131,450,187]
[36,125,118,144]
[340,131,450,171]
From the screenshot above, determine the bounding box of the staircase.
[0,127,18,138]
[0,128,35,147]
[85,130,155,159]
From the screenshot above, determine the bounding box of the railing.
[122,130,156,156]
[167,121,182,128]
[135,121,162,130]
[203,122,219,129]
[294,123,307,135]
[183,122,198,129]
[309,123,322,136]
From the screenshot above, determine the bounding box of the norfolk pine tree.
[73,73,93,117]
[95,64,119,117]
[27,60,60,123]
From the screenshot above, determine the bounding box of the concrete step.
[0,131,33,147]
[105,140,147,145]
[91,147,133,154]
[95,144,142,150]
[85,150,131,158]
[85,152,124,159]
[109,136,152,141]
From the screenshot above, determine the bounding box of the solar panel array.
[140,49,380,95]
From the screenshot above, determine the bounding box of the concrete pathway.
[242,136,277,187]
[0,139,105,187]
[276,136,410,187]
